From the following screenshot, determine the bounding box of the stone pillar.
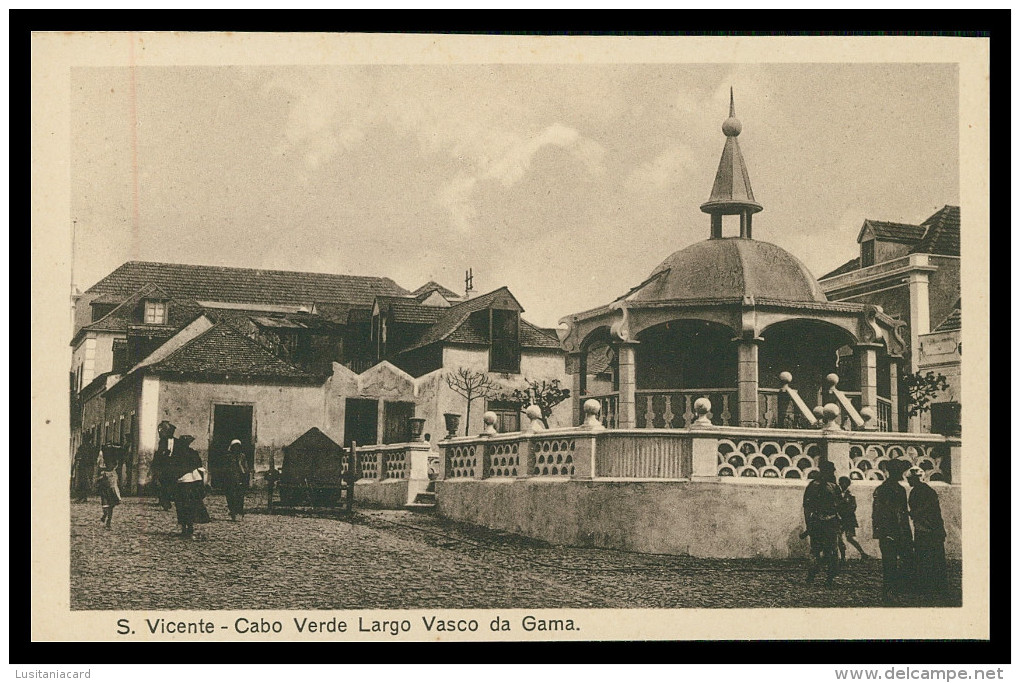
[888,357,900,432]
[856,343,881,430]
[907,270,931,374]
[735,337,762,427]
[570,353,584,427]
[617,342,638,429]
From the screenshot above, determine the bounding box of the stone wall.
[435,478,962,560]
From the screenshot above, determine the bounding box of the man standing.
[151,421,176,510]
[872,459,914,603]
[906,466,948,599]
[803,460,842,586]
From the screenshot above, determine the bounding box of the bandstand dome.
[633,237,829,305]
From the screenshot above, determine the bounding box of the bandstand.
[558,91,908,437]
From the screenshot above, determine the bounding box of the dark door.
[210,404,254,491]
[383,401,415,444]
[344,398,378,448]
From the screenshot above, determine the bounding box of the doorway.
[344,398,379,448]
[210,404,254,491]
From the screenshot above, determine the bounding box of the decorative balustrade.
[440,425,958,484]
[635,389,737,428]
[347,443,428,480]
[876,397,893,432]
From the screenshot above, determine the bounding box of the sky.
[71,63,959,328]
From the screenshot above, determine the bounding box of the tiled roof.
[519,321,562,349]
[861,220,927,244]
[911,205,960,256]
[147,321,319,381]
[396,287,559,354]
[933,299,961,332]
[818,257,861,280]
[374,296,445,325]
[397,287,522,353]
[84,261,409,307]
[412,281,461,301]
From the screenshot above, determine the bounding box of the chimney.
[464,268,475,300]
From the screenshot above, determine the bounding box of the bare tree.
[495,378,571,429]
[445,367,501,436]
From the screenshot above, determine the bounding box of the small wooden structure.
[270,428,355,512]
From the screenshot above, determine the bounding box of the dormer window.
[861,239,875,268]
[144,300,167,324]
[489,308,521,374]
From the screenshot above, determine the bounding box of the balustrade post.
[821,434,851,480]
[376,449,388,482]
[617,342,638,429]
[517,436,535,479]
[734,336,763,427]
[571,434,596,479]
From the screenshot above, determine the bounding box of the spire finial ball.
[722,116,742,137]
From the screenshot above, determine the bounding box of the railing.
[635,389,737,428]
[348,443,424,480]
[585,392,619,429]
[439,427,959,484]
[876,397,893,432]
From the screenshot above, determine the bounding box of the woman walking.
[96,444,122,530]
[223,439,250,521]
[171,435,208,538]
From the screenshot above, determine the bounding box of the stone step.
[404,502,436,511]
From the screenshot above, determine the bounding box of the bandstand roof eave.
[567,297,885,320]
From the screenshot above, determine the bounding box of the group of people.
[72,420,252,537]
[802,458,949,603]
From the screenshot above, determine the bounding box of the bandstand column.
[617,342,638,429]
[856,343,882,430]
[570,353,584,427]
[735,337,763,427]
[888,356,900,432]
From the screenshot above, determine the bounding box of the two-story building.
[818,206,961,433]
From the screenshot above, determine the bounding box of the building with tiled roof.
[819,205,962,433]
[71,261,568,493]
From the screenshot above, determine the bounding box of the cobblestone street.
[71,496,961,611]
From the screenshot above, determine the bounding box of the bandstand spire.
[701,87,763,239]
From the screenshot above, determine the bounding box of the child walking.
[837,476,871,561]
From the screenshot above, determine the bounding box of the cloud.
[624,143,696,192]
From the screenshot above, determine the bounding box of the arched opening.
[633,319,738,428]
[758,319,857,428]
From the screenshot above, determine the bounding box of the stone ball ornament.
[825,373,840,387]
[822,403,840,422]
[722,115,742,137]
[525,405,543,420]
[779,371,793,384]
[582,399,606,430]
[859,406,875,424]
[481,411,498,436]
[692,397,714,427]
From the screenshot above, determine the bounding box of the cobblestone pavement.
[71,496,961,610]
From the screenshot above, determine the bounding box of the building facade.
[818,206,961,434]
[70,262,566,494]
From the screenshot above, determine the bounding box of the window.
[489,308,521,373]
[112,339,129,373]
[383,401,415,444]
[488,399,521,433]
[144,301,167,324]
[861,239,875,267]
[930,402,961,437]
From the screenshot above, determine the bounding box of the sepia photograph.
[30,32,990,644]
